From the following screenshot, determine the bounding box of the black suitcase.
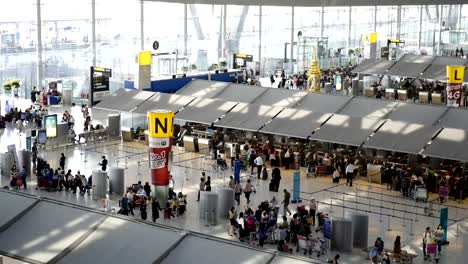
[333,177,339,183]
[269,181,275,191]
[262,168,268,180]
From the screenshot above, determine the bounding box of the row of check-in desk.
[364,87,444,104]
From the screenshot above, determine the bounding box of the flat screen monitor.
[38,130,47,144]
[44,114,57,138]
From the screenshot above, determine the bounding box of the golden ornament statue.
[307,49,321,93]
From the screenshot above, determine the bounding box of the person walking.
[345,162,355,187]
[59,153,66,171]
[197,177,205,201]
[423,226,433,260]
[228,176,235,189]
[254,154,264,179]
[282,189,291,216]
[144,182,151,197]
[434,224,444,254]
[234,181,242,205]
[32,142,38,168]
[244,179,254,204]
[99,156,108,171]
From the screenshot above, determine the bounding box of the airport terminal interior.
[2,0,468,263]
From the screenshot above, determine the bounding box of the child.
[164,202,175,219]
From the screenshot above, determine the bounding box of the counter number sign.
[153,41,159,51]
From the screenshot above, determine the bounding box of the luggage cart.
[425,241,440,263]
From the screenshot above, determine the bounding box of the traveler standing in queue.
[244,179,253,204]
[140,202,148,220]
[434,224,444,254]
[32,142,38,168]
[151,198,161,222]
[309,197,318,226]
[144,182,151,197]
[282,189,291,216]
[228,207,238,236]
[228,176,235,189]
[234,181,242,205]
[271,167,282,192]
[197,177,205,201]
[20,166,27,189]
[345,162,355,187]
[59,153,66,171]
[254,154,264,179]
[205,176,212,192]
[99,156,108,171]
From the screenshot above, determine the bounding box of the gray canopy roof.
[94,88,155,112]
[215,103,284,132]
[386,54,435,78]
[438,108,468,130]
[420,56,468,81]
[352,59,395,75]
[131,92,195,114]
[0,201,103,263]
[309,114,384,146]
[175,79,229,98]
[57,217,183,264]
[364,120,440,154]
[175,98,238,125]
[252,89,308,107]
[387,102,447,125]
[0,190,318,264]
[213,84,268,103]
[422,128,468,162]
[294,93,351,113]
[339,97,398,119]
[260,108,332,139]
[0,191,36,230]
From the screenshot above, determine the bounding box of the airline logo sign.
[147,111,174,138]
[446,66,465,107]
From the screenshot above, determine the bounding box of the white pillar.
[36,0,43,88]
[184,3,188,57]
[258,6,262,76]
[373,5,377,33]
[139,0,144,50]
[289,6,294,75]
[320,6,324,36]
[437,5,443,56]
[396,5,402,39]
[91,0,96,66]
[348,6,352,49]
[418,5,423,51]
[223,5,227,59]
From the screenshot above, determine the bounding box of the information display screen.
[90,66,112,106]
[44,115,57,138]
[233,53,253,69]
[38,130,47,144]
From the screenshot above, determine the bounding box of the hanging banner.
[147,110,174,186]
[293,171,301,201]
[440,207,448,242]
[446,66,465,107]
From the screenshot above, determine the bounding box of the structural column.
[139,0,144,50]
[437,5,443,55]
[289,6,294,74]
[396,5,402,39]
[184,3,188,57]
[373,6,377,33]
[258,6,262,76]
[320,6,324,36]
[91,0,96,66]
[223,5,227,59]
[418,5,423,51]
[36,0,43,87]
[348,6,352,50]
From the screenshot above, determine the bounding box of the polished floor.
[1,97,468,264]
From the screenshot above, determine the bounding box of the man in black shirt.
[99,156,108,171]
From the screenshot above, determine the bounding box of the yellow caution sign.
[138,51,152,66]
[447,66,465,84]
[148,111,174,138]
[365,32,377,44]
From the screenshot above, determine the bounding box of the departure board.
[90,66,112,106]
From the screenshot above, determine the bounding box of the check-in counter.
[364,87,375,97]
[198,138,211,156]
[385,89,395,100]
[419,91,429,104]
[397,89,408,101]
[183,136,198,152]
[432,93,443,105]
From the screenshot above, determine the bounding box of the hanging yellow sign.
[148,111,174,138]
[365,32,377,44]
[138,51,152,66]
[446,65,465,84]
